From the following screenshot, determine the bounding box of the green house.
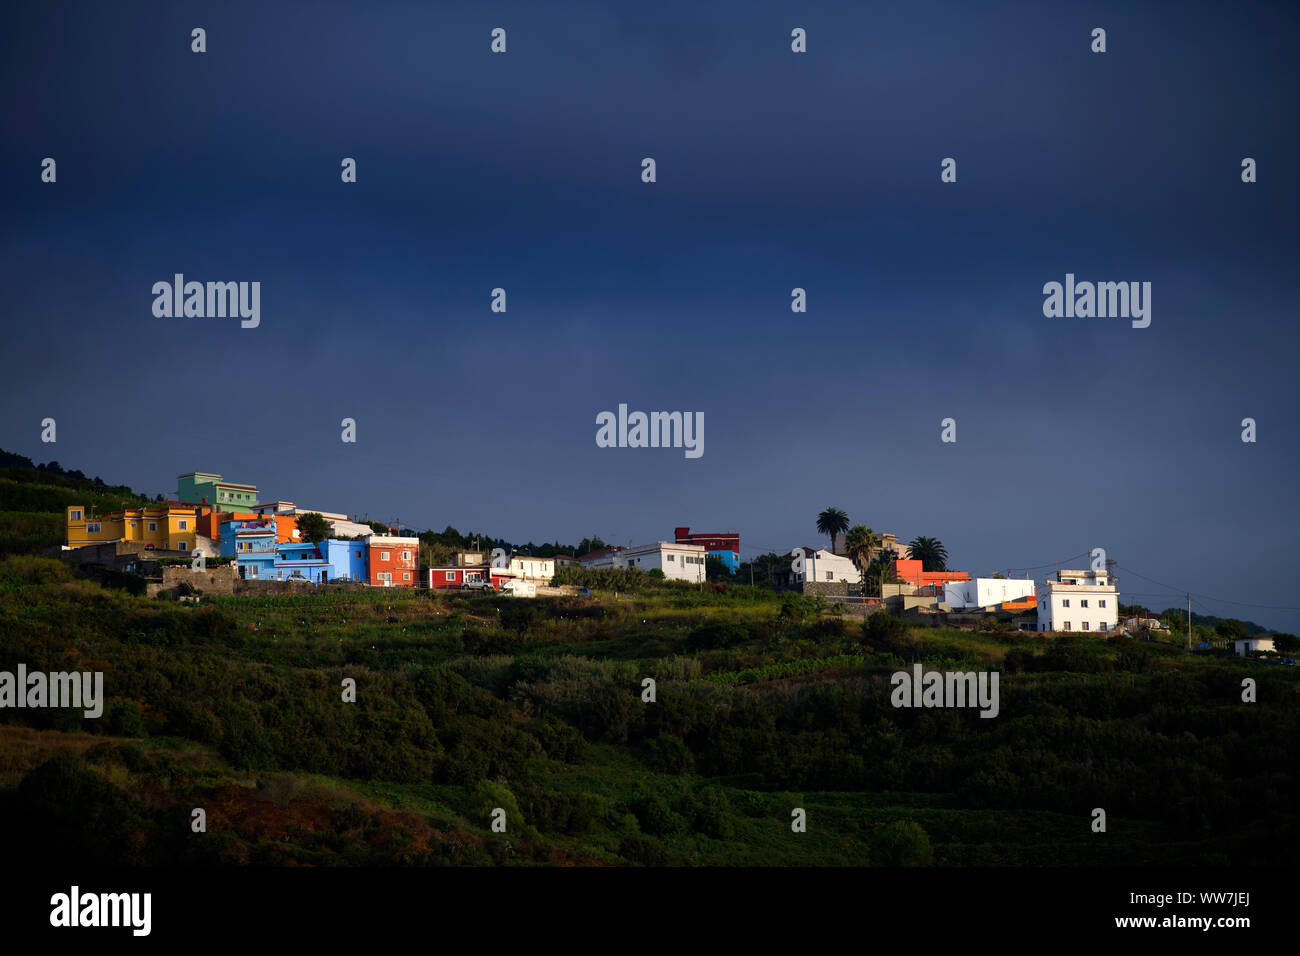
[177,472,260,513]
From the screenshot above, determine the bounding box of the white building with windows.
[944,577,1036,609]
[580,541,707,582]
[1037,568,1119,633]
[508,554,556,582]
[791,548,862,586]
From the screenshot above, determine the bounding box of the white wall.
[1234,637,1275,657]
[795,549,861,585]
[945,578,1035,609]
[599,542,706,582]
[509,556,555,581]
[1037,583,1119,633]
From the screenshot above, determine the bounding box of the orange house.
[893,559,970,589]
[193,509,298,544]
[367,535,418,586]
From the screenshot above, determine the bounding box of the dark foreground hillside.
[0,555,1296,866]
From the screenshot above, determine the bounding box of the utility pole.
[1187,593,1192,651]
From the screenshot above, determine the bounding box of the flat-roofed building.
[1037,568,1119,633]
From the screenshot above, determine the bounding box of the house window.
[1082,622,1090,631]
[1064,622,1072,631]
[177,542,187,551]
[825,571,833,581]
[1099,599,1106,607]
[1062,599,1070,607]
[87,522,101,533]
[70,510,82,521]
[149,522,157,532]
[667,554,675,562]
[445,572,455,581]
[403,572,411,581]
[401,551,411,561]
[381,551,390,561]
[178,520,188,530]
[1081,599,1089,608]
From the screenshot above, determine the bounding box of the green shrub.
[875,820,933,866]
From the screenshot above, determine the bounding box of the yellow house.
[66,503,207,553]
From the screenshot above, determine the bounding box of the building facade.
[423,566,513,589]
[1036,568,1119,633]
[791,547,861,586]
[1234,636,1275,657]
[944,577,1036,610]
[367,535,418,586]
[66,502,211,553]
[177,472,260,513]
[674,527,740,572]
[893,559,970,592]
[323,539,368,583]
[220,517,279,579]
[509,554,556,582]
[580,542,707,582]
[251,501,372,539]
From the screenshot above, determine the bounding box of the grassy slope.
[0,559,1296,866]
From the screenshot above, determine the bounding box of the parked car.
[576,587,592,596]
[459,579,496,591]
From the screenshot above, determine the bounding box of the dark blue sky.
[3,1,1298,630]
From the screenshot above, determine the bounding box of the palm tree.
[844,525,877,592]
[816,507,849,552]
[907,536,948,572]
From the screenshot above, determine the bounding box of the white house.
[944,577,1036,609]
[1037,568,1119,633]
[581,541,707,582]
[1234,636,1275,657]
[792,548,861,586]
[508,554,555,583]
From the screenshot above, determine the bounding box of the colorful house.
[893,559,970,593]
[323,539,368,583]
[66,502,213,554]
[423,565,513,589]
[367,535,418,587]
[270,542,331,583]
[177,472,260,513]
[674,527,740,572]
[220,517,279,579]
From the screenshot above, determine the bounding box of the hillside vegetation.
[1,556,1296,866]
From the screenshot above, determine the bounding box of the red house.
[423,566,513,589]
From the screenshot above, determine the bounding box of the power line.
[1113,562,1300,613]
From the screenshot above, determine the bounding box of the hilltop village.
[54,469,1154,640]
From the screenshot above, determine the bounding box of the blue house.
[221,518,278,579]
[272,542,331,583]
[323,539,368,583]
[270,540,366,583]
